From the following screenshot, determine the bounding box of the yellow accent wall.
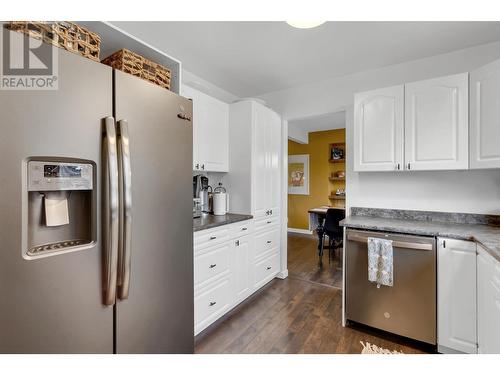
[288,129,346,230]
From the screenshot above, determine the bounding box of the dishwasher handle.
[347,232,434,251]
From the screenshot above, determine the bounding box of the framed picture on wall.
[288,154,309,195]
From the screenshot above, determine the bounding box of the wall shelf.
[328,195,346,200]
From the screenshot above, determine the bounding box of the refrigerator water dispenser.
[25,159,96,259]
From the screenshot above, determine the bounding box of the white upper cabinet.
[405,73,469,171]
[437,238,477,354]
[182,85,229,172]
[354,85,404,171]
[470,58,500,169]
[226,100,281,218]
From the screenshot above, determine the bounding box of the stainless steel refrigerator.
[0,31,194,353]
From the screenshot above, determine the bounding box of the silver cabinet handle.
[397,163,400,170]
[347,233,433,251]
[235,240,240,246]
[267,240,272,244]
[209,301,216,306]
[270,209,273,215]
[209,264,216,269]
[267,221,272,224]
[241,227,248,231]
[201,164,205,170]
[195,163,199,169]
[407,163,411,170]
[266,266,272,270]
[209,236,217,240]
[103,117,119,306]
[117,119,132,300]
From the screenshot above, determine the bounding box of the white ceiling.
[110,21,500,97]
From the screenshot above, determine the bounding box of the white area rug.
[360,341,404,354]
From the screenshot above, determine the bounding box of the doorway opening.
[286,110,346,288]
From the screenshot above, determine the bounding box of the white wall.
[287,125,308,144]
[260,41,500,215]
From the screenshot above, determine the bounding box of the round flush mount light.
[286,21,326,29]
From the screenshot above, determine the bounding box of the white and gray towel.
[367,237,393,288]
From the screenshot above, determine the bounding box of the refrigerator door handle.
[117,119,132,300]
[103,117,120,306]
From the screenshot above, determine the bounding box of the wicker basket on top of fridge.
[101,48,171,91]
[6,21,101,62]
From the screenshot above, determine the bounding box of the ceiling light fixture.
[286,21,326,29]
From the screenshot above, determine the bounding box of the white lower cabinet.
[194,276,232,334]
[193,218,280,335]
[233,234,252,304]
[477,246,500,354]
[438,239,500,354]
[437,238,477,354]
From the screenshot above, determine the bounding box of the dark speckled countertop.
[193,213,253,232]
[340,208,500,261]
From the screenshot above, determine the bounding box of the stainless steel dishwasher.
[345,229,436,344]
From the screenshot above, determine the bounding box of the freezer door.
[0,33,113,353]
[114,70,194,353]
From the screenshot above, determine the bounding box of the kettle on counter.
[213,183,228,216]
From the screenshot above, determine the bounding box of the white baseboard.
[276,269,288,279]
[287,228,313,235]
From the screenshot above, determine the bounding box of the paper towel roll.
[44,192,69,226]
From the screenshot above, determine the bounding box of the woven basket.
[102,49,171,90]
[6,21,101,62]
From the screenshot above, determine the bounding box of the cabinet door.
[198,94,229,172]
[253,103,270,218]
[268,109,282,213]
[181,85,201,170]
[405,73,469,171]
[354,85,404,171]
[232,235,253,303]
[182,85,229,172]
[437,238,477,354]
[470,58,500,169]
[477,246,500,354]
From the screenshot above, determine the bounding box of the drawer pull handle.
[242,227,248,231]
[266,266,272,270]
[267,221,272,224]
[235,240,240,246]
[209,236,217,240]
[209,264,217,269]
[267,240,272,244]
[209,301,216,307]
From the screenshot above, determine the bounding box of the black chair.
[321,209,345,262]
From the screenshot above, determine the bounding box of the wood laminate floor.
[195,233,434,354]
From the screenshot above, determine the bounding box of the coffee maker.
[193,175,210,215]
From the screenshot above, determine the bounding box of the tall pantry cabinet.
[226,100,282,289]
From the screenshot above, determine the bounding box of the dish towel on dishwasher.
[367,237,393,288]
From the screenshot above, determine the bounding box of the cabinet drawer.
[254,251,280,289]
[255,215,279,231]
[194,243,231,286]
[194,277,231,329]
[194,227,230,250]
[231,220,254,238]
[255,228,280,259]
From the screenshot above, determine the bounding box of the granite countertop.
[340,215,500,261]
[193,213,253,232]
